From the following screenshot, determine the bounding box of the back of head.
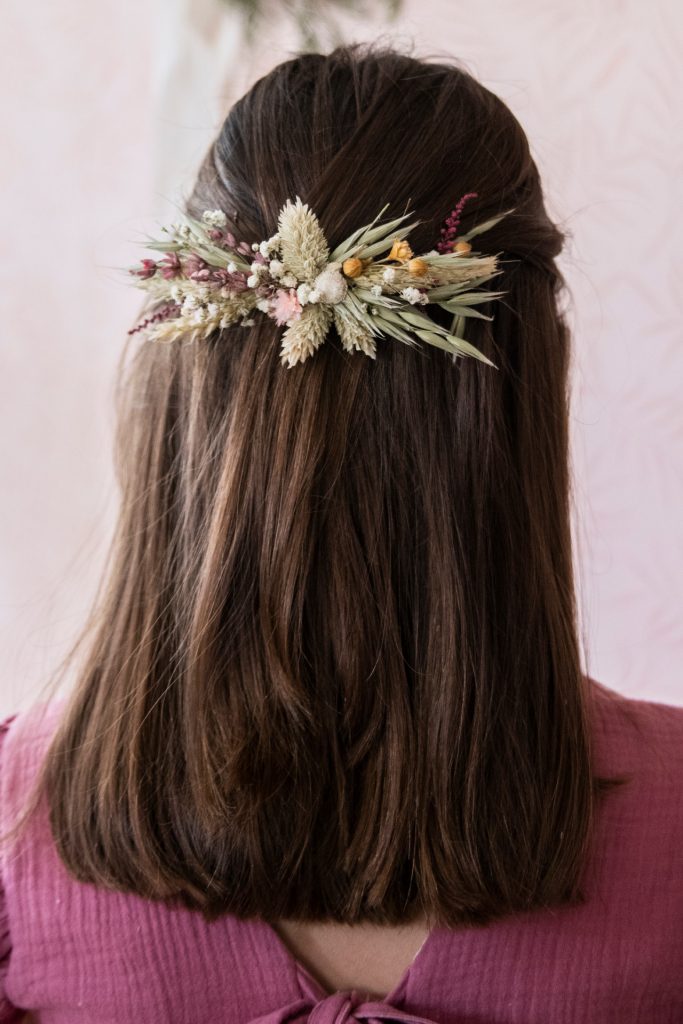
[16,42,625,928]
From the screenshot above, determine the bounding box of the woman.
[1,42,681,1024]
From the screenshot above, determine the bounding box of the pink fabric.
[0,678,682,1023]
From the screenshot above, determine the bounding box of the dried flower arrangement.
[125,195,514,369]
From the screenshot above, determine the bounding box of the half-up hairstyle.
[4,41,628,928]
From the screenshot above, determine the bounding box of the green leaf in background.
[221,0,405,51]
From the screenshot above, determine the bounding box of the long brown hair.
[4,41,627,929]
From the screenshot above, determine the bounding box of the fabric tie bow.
[248,990,440,1023]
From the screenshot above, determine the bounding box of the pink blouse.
[1,678,681,1023]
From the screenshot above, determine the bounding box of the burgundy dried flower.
[127,302,179,336]
[436,192,479,254]
[130,258,158,280]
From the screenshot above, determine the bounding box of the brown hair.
[5,41,628,929]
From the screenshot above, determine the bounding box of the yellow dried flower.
[407,258,428,276]
[387,238,413,262]
[342,257,364,278]
[453,240,472,255]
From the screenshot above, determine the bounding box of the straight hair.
[4,42,628,929]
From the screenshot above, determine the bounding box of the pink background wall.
[2,0,681,715]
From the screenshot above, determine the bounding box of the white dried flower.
[308,289,320,303]
[182,294,199,312]
[170,284,184,302]
[255,297,272,313]
[277,196,330,281]
[370,284,383,297]
[206,303,219,317]
[202,209,227,228]
[189,307,207,325]
[171,222,193,241]
[281,273,298,288]
[310,264,347,304]
[247,275,258,288]
[400,287,428,305]
[296,282,312,305]
[226,261,237,273]
[382,267,396,283]
[269,259,284,278]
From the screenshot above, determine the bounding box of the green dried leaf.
[436,302,495,320]
[328,204,392,261]
[351,288,401,308]
[458,207,516,243]
[442,289,507,305]
[413,328,496,367]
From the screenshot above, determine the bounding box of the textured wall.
[1,0,680,714]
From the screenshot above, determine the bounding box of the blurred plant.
[220,0,404,50]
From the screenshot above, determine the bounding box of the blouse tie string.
[248,990,441,1024]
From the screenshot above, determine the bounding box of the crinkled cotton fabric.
[1,679,682,1023]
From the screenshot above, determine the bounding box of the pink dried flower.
[270,288,302,326]
[158,252,183,279]
[184,253,211,280]
[207,228,237,249]
[212,268,249,292]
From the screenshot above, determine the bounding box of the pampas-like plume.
[333,307,377,359]
[277,196,330,282]
[280,303,333,367]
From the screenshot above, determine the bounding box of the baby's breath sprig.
[123,195,514,367]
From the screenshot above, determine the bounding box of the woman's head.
[7,42,627,928]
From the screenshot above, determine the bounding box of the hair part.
[4,41,628,929]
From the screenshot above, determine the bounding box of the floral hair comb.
[125,192,514,369]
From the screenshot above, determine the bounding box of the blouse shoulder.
[0,712,25,1023]
[590,678,683,774]
[589,678,683,850]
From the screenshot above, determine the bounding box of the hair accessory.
[124,196,514,369]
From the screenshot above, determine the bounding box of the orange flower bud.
[387,238,413,262]
[342,257,364,278]
[407,258,428,276]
